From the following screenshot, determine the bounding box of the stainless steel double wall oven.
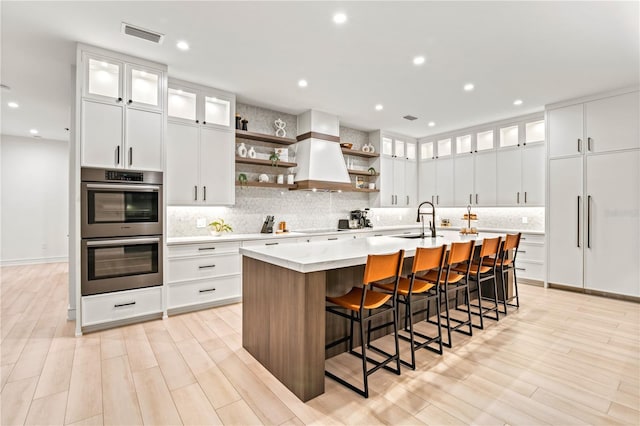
[81,167,163,296]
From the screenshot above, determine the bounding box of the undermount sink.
[392,234,444,239]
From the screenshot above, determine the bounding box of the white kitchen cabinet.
[496,144,545,206]
[584,151,639,296]
[474,151,497,206]
[167,122,235,205]
[374,131,417,207]
[79,48,166,171]
[454,155,474,206]
[200,127,235,205]
[547,90,640,297]
[418,159,436,204]
[82,286,162,328]
[168,78,235,131]
[549,91,639,159]
[435,157,454,206]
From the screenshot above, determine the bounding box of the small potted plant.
[269,151,280,167]
[238,173,248,188]
[208,218,233,237]
[368,167,377,175]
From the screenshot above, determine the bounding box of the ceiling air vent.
[403,115,418,121]
[121,22,164,44]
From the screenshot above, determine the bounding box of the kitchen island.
[240,230,505,401]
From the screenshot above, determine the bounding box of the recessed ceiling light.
[298,79,308,88]
[463,83,475,91]
[375,104,383,111]
[513,99,523,106]
[7,102,19,108]
[29,129,39,135]
[176,41,190,51]
[428,122,436,127]
[413,56,425,66]
[333,13,347,24]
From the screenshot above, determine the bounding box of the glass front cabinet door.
[125,64,162,111]
[84,55,123,102]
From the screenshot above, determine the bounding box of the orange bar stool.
[483,233,522,314]
[452,236,502,329]
[372,245,447,370]
[325,250,405,398]
[418,241,475,348]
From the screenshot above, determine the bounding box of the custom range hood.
[292,110,352,191]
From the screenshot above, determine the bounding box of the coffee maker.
[350,209,372,229]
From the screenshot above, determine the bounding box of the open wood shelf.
[341,148,380,158]
[236,181,298,189]
[235,157,297,168]
[353,188,380,193]
[347,169,379,177]
[235,130,297,146]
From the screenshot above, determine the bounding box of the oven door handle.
[85,183,160,192]
[86,237,160,247]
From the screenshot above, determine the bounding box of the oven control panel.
[105,170,144,182]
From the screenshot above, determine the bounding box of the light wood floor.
[1,262,639,425]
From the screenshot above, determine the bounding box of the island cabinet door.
[584,151,640,297]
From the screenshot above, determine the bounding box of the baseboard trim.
[520,278,544,287]
[1,256,68,267]
[548,283,640,303]
[167,297,242,316]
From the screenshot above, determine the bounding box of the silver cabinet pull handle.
[374,234,383,237]
[519,250,527,254]
[437,195,439,205]
[199,288,216,293]
[327,237,338,241]
[265,242,279,246]
[406,195,409,205]
[587,195,592,248]
[114,301,136,308]
[129,147,133,166]
[391,195,394,205]
[203,186,207,201]
[431,195,434,204]
[198,264,216,269]
[475,194,478,204]
[587,137,592,152]
[577,196,581,248]
[194,185,198,201]
[116,146,120,165]
[469,194,472,204]
[517,192,520,204]
[578,138,582,153]
[198,247,216,251]
[515,267,526,271]
[524,192,527,203]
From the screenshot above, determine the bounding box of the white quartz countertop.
[167,225,542,245]
[239,229,506,273]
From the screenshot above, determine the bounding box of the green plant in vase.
[269,151,280,167]
[208,218,233,237]
[238,173,248,188]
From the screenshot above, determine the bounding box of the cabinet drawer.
[515,261,544,281]
[303,234,355,243]
[517,243,545,262]
[82,286,162,327]
[167,241,240,258]
[242,238,301,247]
[168,253,240,282]
[520,233,544,244]
[168,275,241,309]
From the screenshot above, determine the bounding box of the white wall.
[1,135,69,265]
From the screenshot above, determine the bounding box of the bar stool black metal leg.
[359,314,369,398]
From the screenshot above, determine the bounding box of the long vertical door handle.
[194,185,198,201]
[577,138,582,153]
[129,147,133,166]
[475,194,478,204]
[524,191,527,204]
[587,195,591,248]
[587,137,592,152]
[436,195,439,205]
[406,195,409,205]
[577,196,581,248]
[391,195,394,205]
[431,195,434,204]
[116,146,120,165]
[517,192,520,204]
[203,186,207,201]
[469,194,472,204]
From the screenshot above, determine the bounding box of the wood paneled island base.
[242,256,327,402]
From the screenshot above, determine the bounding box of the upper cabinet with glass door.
[498,119,545,149]
[168,78,235,130]
[83,53,163,113]
[381,135,415,160]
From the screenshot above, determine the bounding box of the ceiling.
[1,1,638,142]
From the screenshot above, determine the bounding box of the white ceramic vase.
[237,142,247,157]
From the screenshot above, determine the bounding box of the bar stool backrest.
[501,233,522,264]
[480,236,502,258]
[447,241,475,266]
[412,245,447,274]
[363,250,405,286]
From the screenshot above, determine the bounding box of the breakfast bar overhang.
[240,231,507,402]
